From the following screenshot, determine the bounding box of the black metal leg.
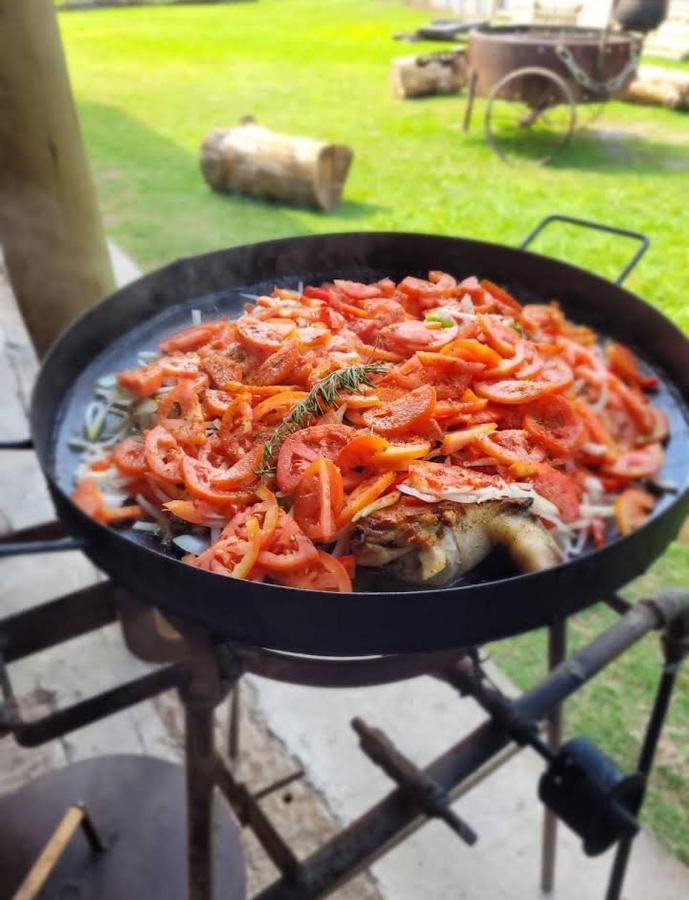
[541,618,567,893]
[605,598,689,900]
[604,666,681,900]
[183,689,217,900]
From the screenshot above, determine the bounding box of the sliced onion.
[84,401,107,441]
[582,441,607,457]
[135,494,172,541]
[173,533,210,555]
[133,521,162,534]
[96,374,117,389]
[352,490,400,523]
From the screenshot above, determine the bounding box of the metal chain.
[555,44,639,97]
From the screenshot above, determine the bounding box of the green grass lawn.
[56,0,689,862]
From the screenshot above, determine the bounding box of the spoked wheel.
[485,66,577,165]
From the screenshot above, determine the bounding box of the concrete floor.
[1,245,687,900]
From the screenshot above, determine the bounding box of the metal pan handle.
[519,214,650,285]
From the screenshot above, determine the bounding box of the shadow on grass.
[551,127,689,174]
[78,101,322,264]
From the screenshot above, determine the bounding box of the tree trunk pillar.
[0,0,114,357]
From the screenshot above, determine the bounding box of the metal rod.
[76,803,107,854]
[252,769,304,803]
[0,581,117,664]
[0,520,66,545]
[257,597,678,900]
[541,618,567,893]
[13,663,187,747]
[215,756,302,878]
[11,803,104,900]
[227,683,241,763]
[0,438,33,450]
[0,537,85,557]
[604,665,680,900]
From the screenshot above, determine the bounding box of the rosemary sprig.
[256,361,387,477]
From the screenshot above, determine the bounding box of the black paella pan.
[20,216,689,656]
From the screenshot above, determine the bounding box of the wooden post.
[0,0,115,357]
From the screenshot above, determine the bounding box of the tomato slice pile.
[72,270,668,591]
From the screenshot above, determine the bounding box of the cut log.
[622,64,689,109]
[200,121,353,212]
[391,51,468,99]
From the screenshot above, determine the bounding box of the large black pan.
[24,218,689,656]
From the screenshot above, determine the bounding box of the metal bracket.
[352,717,477,845]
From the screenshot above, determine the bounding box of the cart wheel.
[485,66,577,165]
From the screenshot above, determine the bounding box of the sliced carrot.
[336,471,396,527]
[441,423,497,455]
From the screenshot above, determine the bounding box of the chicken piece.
[351,497,561,586]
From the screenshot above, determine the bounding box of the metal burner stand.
[1,519,689,900]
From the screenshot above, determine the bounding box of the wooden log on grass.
[200,119,353,212]
[622,64,689,110]
[391,51,468,100]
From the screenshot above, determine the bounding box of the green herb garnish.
[256,361,387,477]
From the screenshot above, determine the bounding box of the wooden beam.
[0,0,114,357]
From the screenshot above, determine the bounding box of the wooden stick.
[0,0,114,356]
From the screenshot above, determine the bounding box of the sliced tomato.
[531,464,580,523]
[144,426,182,482]
[514,343,544,380]
[236,319,296,353]
[335,434,389,472]
[607,343,657,390]
[481,341,527,378]
[608,375,654,433]
[204,389,232,418]
[337,471,396,527]
[276,425,354,494]
[406,461,504,495]
[362,385,436,436]
[72,478,105,521]
[156,380,206,446]
[478,315,520,357]
[638,407,669,446]
[539,357,574,394]
[441,423,496,455]
[252,339,300,386]
[113,438,147,476]
[480,279,522,315]
[117,364,164,398]
[304,286,331,302]
[275,550,352,592]
[157,354,200,378]
[334,280,381,301]
[218,393,254,451]
[209,445,261,490]
[473,429,545,466]
[474,379,553,405]
[293,457,344,542]
[181,455,255,505]
[160,321,225,353]
[605,442,664,480]
[614,488,655,536]
[221,496,279,550]
[201,354,242,388]
[524,395,585,457]
[380,320,458,353]
[257,510,319,572]
[163,499,228,526]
